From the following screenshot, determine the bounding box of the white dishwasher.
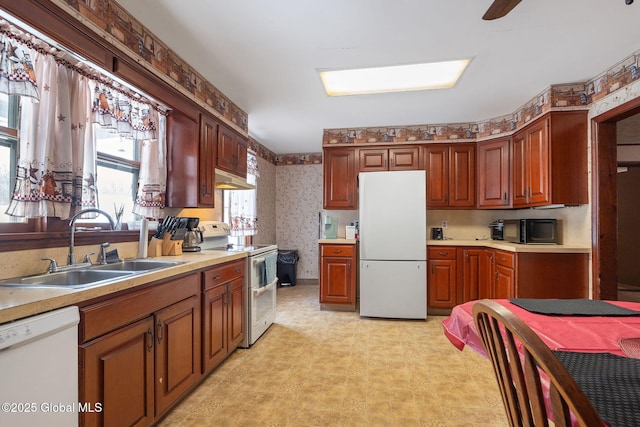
[0,306,80,427]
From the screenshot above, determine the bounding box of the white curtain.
[133,112,166,219]
[6,50,95,219]
[226,150,258,236]
[0,33,39,100]
[227,189,258,236]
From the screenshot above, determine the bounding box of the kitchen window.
[0,98,141,231]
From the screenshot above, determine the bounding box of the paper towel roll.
[137,218,149,258]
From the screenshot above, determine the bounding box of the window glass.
[95,126,138,161]
[96,162,138,227]
[0,94,23,224]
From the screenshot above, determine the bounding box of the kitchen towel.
[264,252,277,285]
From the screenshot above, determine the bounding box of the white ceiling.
[115,0,640,155]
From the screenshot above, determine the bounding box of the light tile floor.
[159,284,507,426]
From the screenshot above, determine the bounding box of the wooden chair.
[472,300,604,427]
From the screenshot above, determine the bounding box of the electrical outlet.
[442,220,448,229]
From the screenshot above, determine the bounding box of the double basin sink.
[0,260,183,289]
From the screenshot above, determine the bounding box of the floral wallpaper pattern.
[275,164,323,280]
[253,156,276,245]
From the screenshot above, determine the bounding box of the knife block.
[148,237,163,257]
[161,234,183,256]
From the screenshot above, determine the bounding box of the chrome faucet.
[68,208,116,265]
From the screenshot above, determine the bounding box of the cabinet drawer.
[495,251,515,268]
[80,273,200,343]
[428,247,456,260]
[321,244,354,257]
[202,259,245,290]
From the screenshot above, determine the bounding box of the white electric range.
[199,221,278,348]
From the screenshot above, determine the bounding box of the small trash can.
[277,249,299,286]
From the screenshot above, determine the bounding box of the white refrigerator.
[359,170,427,319]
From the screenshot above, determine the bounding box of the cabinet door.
[449,145,475,207]
[217,126,239,174]
[202,284,228,373]
[428,259,457,308]
[425,146,449,207]
[199,116,217,206]
[80,317,155,427]
[494,264,515,299]
[228,277,246,350]
[389,146,421,170]
[358,148,388,172]
[166,109,200,207]
[320,256,355,304]
[513,129,530,206]
[155,296,201,415]
[323,148,357,209]
[462,249,485,302]
[235,137,248,177]
[477,138,510,208]
[526,119,550,206]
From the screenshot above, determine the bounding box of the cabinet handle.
[331,249,343,254]
[500,257,508,262]
[156,320,163,344]
[503,192,507,201]
[465,254,469,263]
[437,251,448,256]
[211,275,221,281]
[234,268,241,273]
[431,264,435,274]
[146,328,154,352]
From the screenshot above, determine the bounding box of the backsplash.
[427,206,590,246]
[0,242,139,281]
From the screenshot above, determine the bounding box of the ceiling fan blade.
[482,0,523,20]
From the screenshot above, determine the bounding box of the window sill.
[0,230,142,253]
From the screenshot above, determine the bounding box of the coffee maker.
[182,217,203,252]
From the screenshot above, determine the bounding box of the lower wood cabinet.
[319,243,356,309]
[79,274,201,426]
[427,246,457,309]
[202,259,245,374]
[428,245,589,313]
[493,250,516,299]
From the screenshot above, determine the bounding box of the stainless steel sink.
[0,260,184,289]
[0,269,134,289]
[90,260,183,272]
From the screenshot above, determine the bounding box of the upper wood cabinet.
[217,126,248,178]
[166,110,201,208]
[425,144,475,208]
[477,137,511,208]
[323,148,357,209]
[358,146,422,172]
[512,111,588,208]
[199,116,218,206]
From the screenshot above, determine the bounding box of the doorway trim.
[592,96,640,300]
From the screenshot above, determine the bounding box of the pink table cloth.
[441,299,640,357]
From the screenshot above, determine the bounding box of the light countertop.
[427,239,591,253]
[0,251,247,325]
[319,238,358,244]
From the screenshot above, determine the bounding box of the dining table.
[442,298,640,427]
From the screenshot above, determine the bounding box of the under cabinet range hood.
[214,169,255,190]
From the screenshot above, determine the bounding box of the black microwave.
[503,219,558,244]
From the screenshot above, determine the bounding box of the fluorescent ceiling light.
[319,59,470,96]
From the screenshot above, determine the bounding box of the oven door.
[250,278,277,345]
[249,251,277,288]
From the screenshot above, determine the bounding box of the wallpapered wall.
[275,164,323,280]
